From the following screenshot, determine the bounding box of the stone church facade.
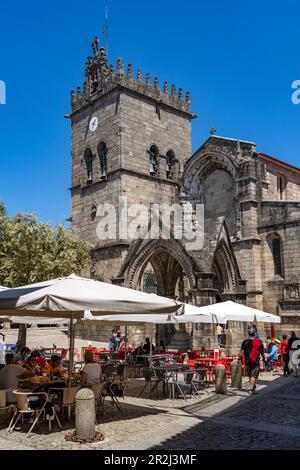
[69,38,300,351]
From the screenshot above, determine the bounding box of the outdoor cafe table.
[18,373,80,391]
[151,364,208,399]
[18,378,66,394]
[142,354,172,361]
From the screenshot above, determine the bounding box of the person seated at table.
[130,344,145,364]
[265,340,279,371]
[156,340,166,354]
[0,353,28,404]
[44,354,62,377]
[31,349,46,369]
[114,332,126,351]
[20,355,41,379]
[142,337,155,355]
[119,335,128,351]
[15,346,31,364]
[132,344,142,356]
[80,351,102,384]
[108,335,116,352]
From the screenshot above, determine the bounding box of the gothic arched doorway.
[118,239,197,349]
[134,248,192,349]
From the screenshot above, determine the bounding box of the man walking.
[216,324,223,345]
[238,326,265,394]
[278,334,289,376]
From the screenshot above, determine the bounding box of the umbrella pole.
[271,324,276,341]
[68,313,75,386]
[125,325,128,362]
[149,328,153,398]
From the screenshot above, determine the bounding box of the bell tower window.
[84,148,93,184]
[98,142,108,179]
[166,150,175,178]
[148,145,159,176]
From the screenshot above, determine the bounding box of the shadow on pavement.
[151,375,300,450]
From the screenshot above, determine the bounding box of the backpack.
[249,338,263,363]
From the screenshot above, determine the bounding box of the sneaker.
[250,388,258,394]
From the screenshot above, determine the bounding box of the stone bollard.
[214,364,227,394]
[231,360,242,389]
[75,388,96,440]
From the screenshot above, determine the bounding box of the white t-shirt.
[82,363,102,384]
[0,364,26,403]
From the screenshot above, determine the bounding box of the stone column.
[190,272,218,350]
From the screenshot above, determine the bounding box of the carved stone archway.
[182,143,242,240]
[116,238,198,349]
[117,238,198,292]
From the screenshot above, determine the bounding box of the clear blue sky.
[0,0,299,225]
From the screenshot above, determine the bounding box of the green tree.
[0,204,92,349]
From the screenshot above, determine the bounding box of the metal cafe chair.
[115,363,128,395]
[107,364,128,416]
[8,390,61,437]
[127,355,144,378]
[138,368,155,398]
[107,383,127,416]
[150,367,167,396]
[48,385,81,421]
[103,363,115,381]
[192,368,209,393]
[0,389,15,420]
[90,382,107,419]
[173,371,198,399]
[100,362,128,416]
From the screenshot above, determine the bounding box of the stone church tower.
[69,38,300,351]
[70,38,192,278]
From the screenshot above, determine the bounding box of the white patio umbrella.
[0,274,181,316]
[182,300,281,324]
[0,274,182,381]
[9,316,70,325]
[83,311,227,325]
[84,310,227,365]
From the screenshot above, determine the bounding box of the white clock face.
[89,116,98,132]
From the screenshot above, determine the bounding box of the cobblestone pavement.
[1,372,300,450]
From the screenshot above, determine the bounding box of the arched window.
[84,148,93,183]
[98,141,108,179]
[147,145,159,175]
[91,204,97,221]
[277,175,285,200]
[166,150,175,178]
[272,236,283,277]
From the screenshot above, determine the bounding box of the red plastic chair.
[118,350,126,360]
[177,353,187,364]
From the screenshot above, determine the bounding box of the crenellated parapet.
[70,37,192,115]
